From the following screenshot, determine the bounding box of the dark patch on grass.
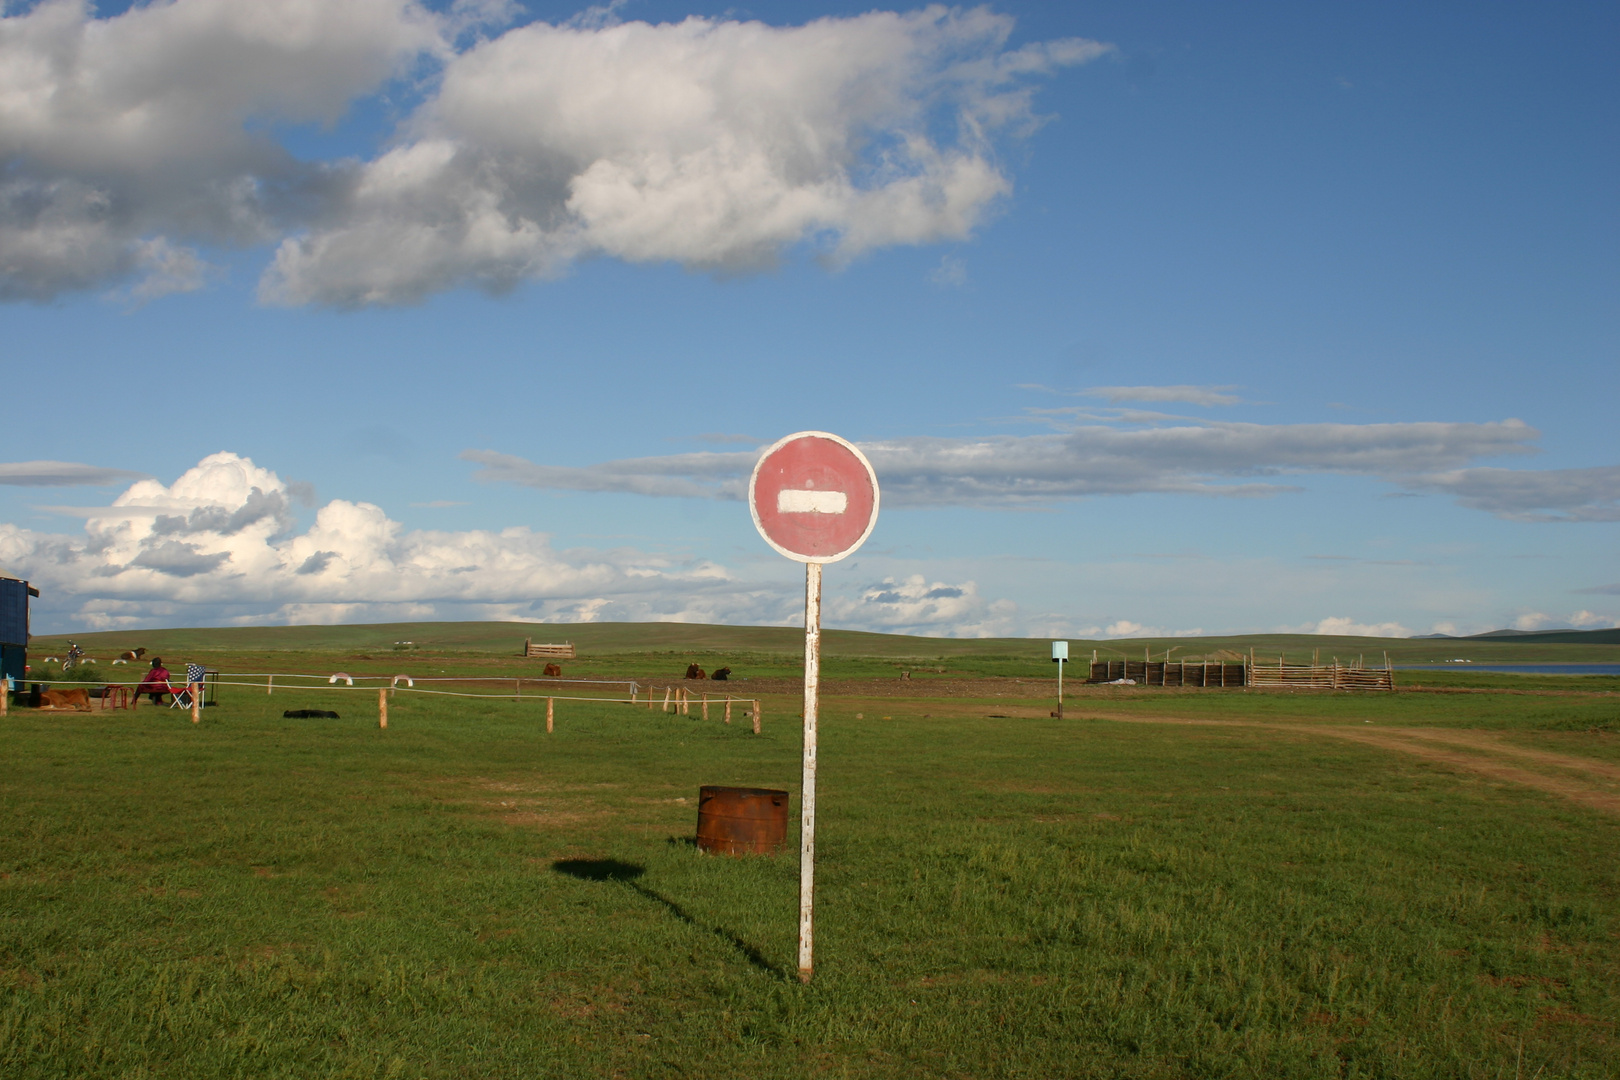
[553,857,786,980]
[552,858,644,882]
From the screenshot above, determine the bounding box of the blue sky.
[1,0,1615,638]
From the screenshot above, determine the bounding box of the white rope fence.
[13,670,762,733]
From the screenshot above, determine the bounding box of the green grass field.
[4,623,1618,1077]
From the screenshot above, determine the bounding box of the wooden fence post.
[190,683,200,724]
[702,694,709,721]
[752,700,761,735]
[662,687,672,713]
[724,698,731,724]
[378,688,388,729]
[547,697,554,734]
[267,674,273,695]
[1,680,8,717]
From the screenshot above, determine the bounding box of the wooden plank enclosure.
[522,639,576,659]
[1246,661,1394,691]
[1086,656,1394,691]
[1087,660,1247,687]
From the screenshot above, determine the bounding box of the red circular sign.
[749,432,879,563]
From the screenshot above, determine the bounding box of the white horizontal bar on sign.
[777,489,847,514]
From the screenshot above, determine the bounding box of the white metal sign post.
[749,431,880,983]
[1052,640,1069,718]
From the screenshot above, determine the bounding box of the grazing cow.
[712,667,731,681]
[543,663,562,677]
[685,664,706,680]
[118,648,147,661]
[40,688,91,711]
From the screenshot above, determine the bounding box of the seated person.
[133,657,172,705]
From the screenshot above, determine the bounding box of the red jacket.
[135,666,171,694]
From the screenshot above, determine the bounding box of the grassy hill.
[28,620,1620,665]
[1467,627,1620,645]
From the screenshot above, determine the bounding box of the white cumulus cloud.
[0,0,444,300]
[1305,616,1413,638]
[1,450,1023,636]
[261,7,1105,304]
[1095,620,1204,639]
[1511,610,1619,632]
[0,1,1102,303]
[0,452,784,630]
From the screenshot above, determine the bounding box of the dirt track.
[652,673,1620,816]
[1096,712,1620,818]
[1318,726,1620,817]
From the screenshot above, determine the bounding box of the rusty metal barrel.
[695,786,789,855]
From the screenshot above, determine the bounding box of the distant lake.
[1397,664,1620,676]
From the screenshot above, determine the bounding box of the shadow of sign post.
[551,859,783,979]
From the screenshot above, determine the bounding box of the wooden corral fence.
[93,670,767,734]
[1087,653,1395,691]
[1245,652,1395,691]
[522,639,576,659]
[1088,660,1247,687]
[641,685,761,735]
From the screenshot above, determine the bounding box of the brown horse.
[40,688,92,711]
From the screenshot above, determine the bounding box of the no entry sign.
[748,431,880,984]
[749,432,879,564]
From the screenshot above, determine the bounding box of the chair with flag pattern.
[167,664,207,709]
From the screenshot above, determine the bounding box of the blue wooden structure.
[0,568,37,687]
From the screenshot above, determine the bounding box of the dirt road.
[1093,712,1620,817]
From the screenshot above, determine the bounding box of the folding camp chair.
[167,664,207,709]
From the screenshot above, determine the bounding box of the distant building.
[0,566,38,686]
